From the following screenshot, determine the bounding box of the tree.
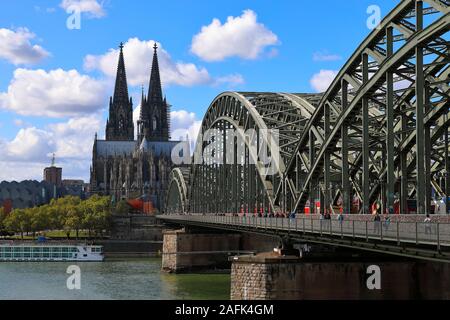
[5,209,30,239]
[2,195,112,239]
[65,205,83,239]
[83,195,112,238]
[0,207,7,236]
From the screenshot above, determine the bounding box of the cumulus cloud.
[191,9,279,62]
[310,70,338,92]
[170,110,202,144]
[313,51,342,62]
[48,115,102,159]
[0,115,103,181]
[0,108,202,181]
[214,74,245,87]
[0,68,108,118]
[1,116,101,162]
[84,38,242,88]
[2,127,54,162]
[0,28,50,65]
[60,0,106,18]
[84,38,210,87]
[0,161,50,182]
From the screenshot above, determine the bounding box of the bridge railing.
[162,215,449,251]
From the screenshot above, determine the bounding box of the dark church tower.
[106,42,134,141]
[137,43,170,144]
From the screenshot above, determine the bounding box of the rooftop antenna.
[51,153,56,167]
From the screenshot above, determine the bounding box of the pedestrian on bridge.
[383,214,391,231]
[424,214,432,235]
[319,212,324,230]
[289,211,296,223]
[337,212,344,227]
[374,213,381,234]
[324,212,331,230]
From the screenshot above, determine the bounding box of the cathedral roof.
[96,140,135,157]
[138,140,182,157]
[96,139,184,158]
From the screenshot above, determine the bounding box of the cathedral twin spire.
[138,42,170,144]
[106,42,134,141]
[106,41,170,143]
[148,43,163,103]
[113,42,130,107]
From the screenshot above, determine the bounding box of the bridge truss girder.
[166,0,450,216]
[277,0,450,215]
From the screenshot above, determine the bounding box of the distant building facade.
[62,179,88,199]
[0,180,60,210]
[0,158,90,211]
[0,179,90,211]
[90,43,185,211]
[43,166,62,186]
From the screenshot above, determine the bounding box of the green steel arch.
[165,167,190,214]
[277,0,449,215]
[165,0,449,216]
[166,92,321,214]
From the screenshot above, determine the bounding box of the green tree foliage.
[3,195,112,239]
[0,207,7,233]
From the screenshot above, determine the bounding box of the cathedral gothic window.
[153,116,158,131]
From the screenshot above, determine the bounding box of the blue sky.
[0,0,399,181]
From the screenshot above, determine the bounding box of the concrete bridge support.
[231,254,450,300]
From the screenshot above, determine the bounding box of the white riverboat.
[0,244,104,262]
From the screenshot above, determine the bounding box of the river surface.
[0,258,230,300]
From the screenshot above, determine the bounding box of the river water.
[0,258,230,300]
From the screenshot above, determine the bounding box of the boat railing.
[0,240,99,247]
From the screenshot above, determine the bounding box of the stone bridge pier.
[161,227,280,273]
[230,252,450,300]
[161,225,450,299]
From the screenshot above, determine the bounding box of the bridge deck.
[157,215,450,263]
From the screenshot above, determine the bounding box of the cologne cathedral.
[90,43,184,211]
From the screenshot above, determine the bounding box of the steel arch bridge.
[166,0,450,217]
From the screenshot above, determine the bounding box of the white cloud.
[310,70,338,92]
[0,108,202,181]
[13,119,24,127]
[0,158,93,182]
[191,9,279,62]
[313,51,342,62]
[60,0,106,18]
[84,38,210,87]
[0,68,108,118]
[84,38,242,88]
[0,28,49,65]
[170,110,201,143]
[34,6,57,13]
[48,115,102,160]
[0,161,49,182]
[2,127,54,162]
[0,115,103,181]
[214,74,245,87]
